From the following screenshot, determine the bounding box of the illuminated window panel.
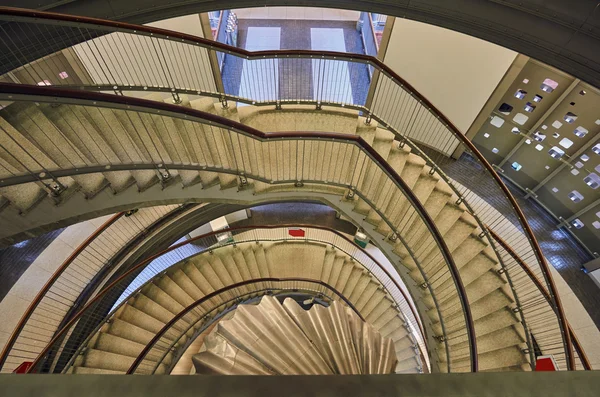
[548,146,565,159]
[583,173,600,189]
[564,112,577,124]
[511,162,522,171]
[574,126,588,138]
[541,78,559,93]
[559,138,573,149]
[593,221,600,229]
[535,144,544,151]
[492,147,499,154]
[513,113,529,125]
[568,190,584,202]
[581,154,590,162]
[552,120,563,129]
[571,219,584,229]
[514,89,527,99]
[490,116,504,128]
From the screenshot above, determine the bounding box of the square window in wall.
[490,116,504,128]
[524,102,536,112]
[541,125,548,130]
[583,173,600,189]
[513,113,529,125]
[552,120,563,129]
[596,211,600,219]
[553,132,560,138]
[523,79,529,84]
[593,221,600,229]
[498,103,513,115]
[593,144,600,155]
[37,80,51,86]
[535,144,544,151]
[512,127,521,134]
[541,78,559,93]
[552,187,559,192]
[575,161,584,169]
[545,165,550,169]
[574,126,588,138]
[596,164,600,173]
[581,154,590,162]
[559,138,573,148]
[492,148,499,154]
[534,132,546,142]
[533,95,543,103]
[58,71,69,79]
[596,119,600,125]
[483,133,490,138]
[525,139,532,144]
[511,162,523,171]
[572,219,585,229]
[568,190,584,202]
[514,89,527,99]
[571,169,580,175]
[564,112,578,124]
[549,146,565,159]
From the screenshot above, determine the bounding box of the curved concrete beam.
[4,0,600,87]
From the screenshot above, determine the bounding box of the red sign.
[288,228,305,238]
[13,361,33,374]
[535,355,558,371]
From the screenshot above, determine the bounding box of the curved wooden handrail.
[0,10,573,362]
[0,82,475,372]
[488,229,591,370]
[126,277,362,374]
[26,223,439,373]
[0,211,124,370]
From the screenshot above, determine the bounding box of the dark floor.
[0,227,64,301]
[424,149,600,328]
[221,19,370,106]
[235,202,357,236]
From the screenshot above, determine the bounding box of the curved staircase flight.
[67,241,419,375]
[0,94,530,372]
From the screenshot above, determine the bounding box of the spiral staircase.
[0,6,589,380]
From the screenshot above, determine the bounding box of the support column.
[199,12,225,95]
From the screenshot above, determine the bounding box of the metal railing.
[30,224,430,374]
[0,9,572,370]
[488,229,592,371]
[0,83,477,372]
[0,205,183,373]
[127,278,362,375]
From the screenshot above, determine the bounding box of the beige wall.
[146,14,205,38]
[383,18,516,134]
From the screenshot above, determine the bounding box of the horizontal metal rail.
[0,212,123,371]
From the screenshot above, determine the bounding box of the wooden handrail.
[0,212,124,370]
[488,229,591,370]
[126,277,363,374]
